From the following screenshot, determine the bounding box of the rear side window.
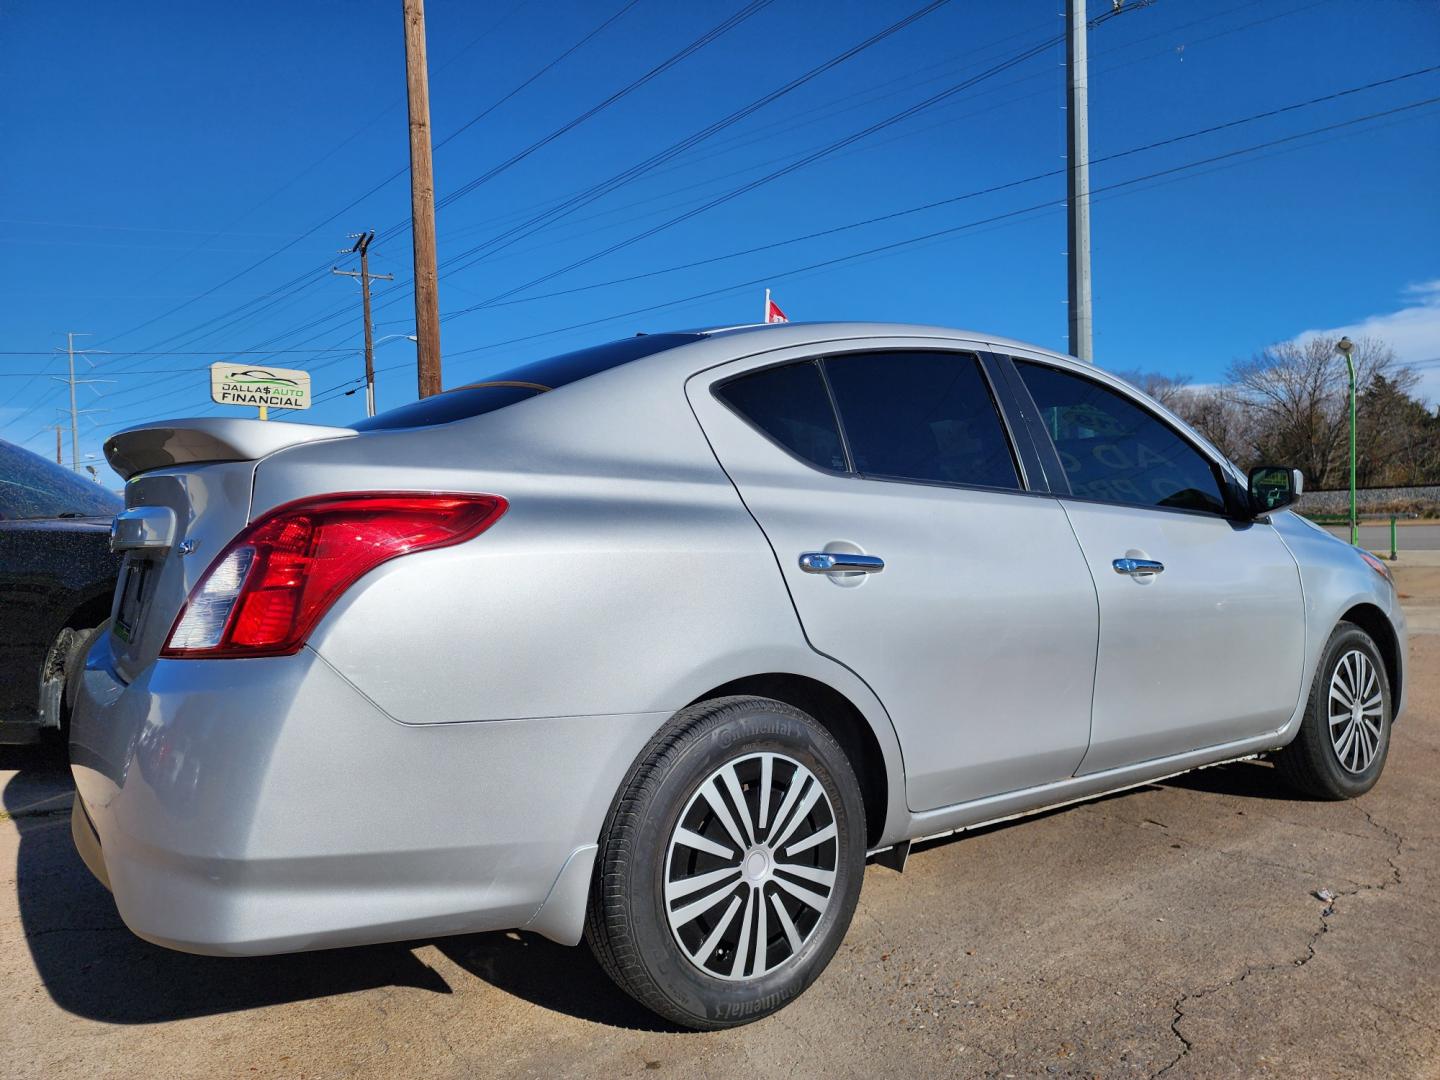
[0,439,121,520]
[715,362,846,472]
[354,332,704,431]
[823,351,1020,490]
[1016,360,1226,514]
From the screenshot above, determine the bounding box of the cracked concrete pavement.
[2,566,1437,1079]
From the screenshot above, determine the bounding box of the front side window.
[1016,361,1226,514]
[823,351,1020,490]
[715,361,846,472]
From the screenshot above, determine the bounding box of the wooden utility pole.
[1066,0,1093,362]
[54,424,63,465]
[332,232,395,417]
[403,0,443,398]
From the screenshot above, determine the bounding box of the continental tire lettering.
[712,717,799,749]
[713,984,800,1020]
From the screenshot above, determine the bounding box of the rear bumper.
[68,633,663,955]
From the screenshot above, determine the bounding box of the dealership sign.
[209,363,311,410]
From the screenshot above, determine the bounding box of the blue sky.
[2,0,1437,472]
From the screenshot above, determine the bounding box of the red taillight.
[162,492,507,659]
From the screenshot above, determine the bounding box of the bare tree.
[1100,340,1436,486]
[1112,369,1193,409]
[1170,386,1257,466]
[1226,336,1398,488]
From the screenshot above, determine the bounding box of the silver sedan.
[70,323,1406,1029]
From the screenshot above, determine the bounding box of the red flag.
[765,294,788,324]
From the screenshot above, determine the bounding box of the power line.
[283,22,1076,347]
[159,0,766,357]
[30,5,1405,434]
[443,64,1440,316]
[276,87,1439,422]
[384,0,777,234]
[426,95,1440,369]
[121,1,535,294]
[77,0,951,409]
[0,347,364,356]
[93,0,651,358]
[443,30,1067,316]
[94,0,1332,378]
[96,0,1307,379]
[175,34,1434,386]
[79,79,1440,430]
[421,0,958,279]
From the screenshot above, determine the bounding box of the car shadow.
[1158,757,1297,800]
[2,743,1297,1029]
[433,932,685,1033]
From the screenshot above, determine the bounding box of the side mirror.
[1248,465,1304,515]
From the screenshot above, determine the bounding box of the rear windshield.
[353,332,704,431]
[0,439,122,521]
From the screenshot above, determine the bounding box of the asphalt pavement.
[3,567,1437,1079]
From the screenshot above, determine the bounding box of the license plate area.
[112,558,155,644]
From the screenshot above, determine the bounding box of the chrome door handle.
[799,552,885,575]
[1113,557,1164,576]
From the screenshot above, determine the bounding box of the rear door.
[688,340,1099,813]
[1005,354,1306,773]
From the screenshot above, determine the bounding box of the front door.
[689,343,1099,812]
[1010,356,1307,773]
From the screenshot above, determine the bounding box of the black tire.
[41,621,106,747]
[585,695,866,1030]
[1274,622,1392,800]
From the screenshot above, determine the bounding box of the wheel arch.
[1339,602,1402,715]
[687,673,893,849]
[66,588,114,632]
[37,587,116,731]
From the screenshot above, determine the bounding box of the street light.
[361,334,419,417]
[1336,335,1357,546]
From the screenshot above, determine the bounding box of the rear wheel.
[39,621,106,744]
[1275,622,1392,799]
[586,695,866,1029]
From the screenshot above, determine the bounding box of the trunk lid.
[102,419,355,682]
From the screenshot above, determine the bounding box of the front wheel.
[1275,621,1392,799]
[586,696,866,1029]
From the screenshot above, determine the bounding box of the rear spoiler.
[103,417,357,481]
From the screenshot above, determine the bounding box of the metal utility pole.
[332,232,395,417]
[66,333,81,469]
[55,333,108,471]
[403,0,443,398]
[1066,0,1093,362]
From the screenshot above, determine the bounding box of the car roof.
[670,321,1085,364]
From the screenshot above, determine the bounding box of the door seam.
[1053,498,1103,776]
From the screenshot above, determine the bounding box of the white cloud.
[1294,280,1440,406]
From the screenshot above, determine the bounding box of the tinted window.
[823,351,1020,489]
[1016,361,1225,514]
[0,439,121,521]
[715,362,846,472]
[354,332,704,431]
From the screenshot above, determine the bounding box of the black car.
[0,438,121,744]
